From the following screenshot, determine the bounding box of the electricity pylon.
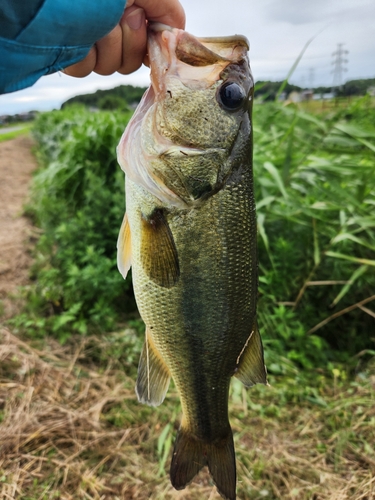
[332,43,348,91]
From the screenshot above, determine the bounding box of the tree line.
[61,78,375,110]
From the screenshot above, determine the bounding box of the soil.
[0,135,37,320]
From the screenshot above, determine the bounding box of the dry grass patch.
[0,327,374,499]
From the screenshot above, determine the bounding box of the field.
[0,96,374,499]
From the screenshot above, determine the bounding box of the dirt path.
[0,135,37,320]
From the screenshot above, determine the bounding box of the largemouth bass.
[117,23,267,500]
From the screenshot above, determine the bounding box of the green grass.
[2,96,375,498]
[9,99,375,370]
[0,124,33,142]
[252,95,375,367]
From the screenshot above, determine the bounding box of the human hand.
[63,0,185,77]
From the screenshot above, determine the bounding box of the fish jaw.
[118,24,232,207]
[148,22,249,93]
[117,24,253,209]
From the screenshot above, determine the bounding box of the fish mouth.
[117,25,251,210]
[147,23,249,94]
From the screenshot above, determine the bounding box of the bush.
[13,98,375,369]
[15,107,135,340]
[253,96,375,367]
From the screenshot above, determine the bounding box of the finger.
[143,53,150,68]
[133,0,185,29]
[94,24,123,75]
[117,7,147,74]
[63,46,97,77]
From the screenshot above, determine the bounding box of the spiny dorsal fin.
[234,321,268,387]
[136,327,171,407]
[141,208,180,288]
[117,212,132,279]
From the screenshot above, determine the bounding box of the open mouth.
[147,23,249,94]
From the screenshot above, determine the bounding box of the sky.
[1,0,374,115]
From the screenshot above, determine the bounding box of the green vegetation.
[11,106,135,340]
[0,123,33,142]
[3,92,375,500]
[255,77,375,100]
[255,80,303,100]
[328,77,375,97]
[11,97,375,369]
[253,95,375,369]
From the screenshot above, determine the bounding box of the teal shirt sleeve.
[0,0,127,94]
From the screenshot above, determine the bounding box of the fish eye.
[218,82,246,111]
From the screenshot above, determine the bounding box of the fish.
[116,22,267,500]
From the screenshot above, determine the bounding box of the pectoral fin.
[136,328,171,407]
[117,212,132,279]
[141,209,180,288]
[234,321,268,387]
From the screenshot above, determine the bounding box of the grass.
[1,326,374,500]
[2,95,375,499]
[0,124,33,143]
[295,96,375,114]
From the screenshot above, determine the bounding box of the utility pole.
[332,43,348,91]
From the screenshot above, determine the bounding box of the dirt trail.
[0,135,37,319]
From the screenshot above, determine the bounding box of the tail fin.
[170,427,236,500]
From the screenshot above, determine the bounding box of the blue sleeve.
[0,0,127,95]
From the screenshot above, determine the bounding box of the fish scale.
[117,23,267,500]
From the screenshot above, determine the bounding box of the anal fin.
[136,328,171,407]
[141,208,180,288]
[234,321,268,387]
[117,212,132,279]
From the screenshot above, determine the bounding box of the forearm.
[0,0,126,94]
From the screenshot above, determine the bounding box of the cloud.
[0,67,151,115]
[266,0,375,25]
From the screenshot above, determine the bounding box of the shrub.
[13,98,375,369]
[16,107,135,340]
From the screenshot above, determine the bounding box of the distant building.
[367,86,375,97]
[0,111,36,124]
[301,89,314,101]
[288,91,302,103]
[313,92,335,101]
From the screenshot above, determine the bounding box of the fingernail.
[125,8,145,30]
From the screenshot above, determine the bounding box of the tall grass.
[253,96,375,368]
[9,98,375,369]
[2,96,375,500]
[11,107,135,340]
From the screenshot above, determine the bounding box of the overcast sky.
[1,0,374,115]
